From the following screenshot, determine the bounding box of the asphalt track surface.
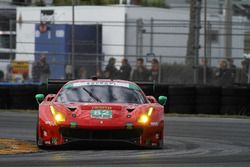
[0,112,250,167]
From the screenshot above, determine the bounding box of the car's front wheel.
[157,130,164,149]
[36,114,46,149]
[157,139,164,149]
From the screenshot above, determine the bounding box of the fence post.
[96,23,99,77]
[71,0,75,79]
[136,18,144,57]
[159,56,162,83]
[150,17,154,54]
[203,0,207,85]
[9,20,14,60]
[193,0,202,84]
[136,19,139,57]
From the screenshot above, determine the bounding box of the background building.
[15,5,244,65]
[0,1,250,84]
[167,0,250,16]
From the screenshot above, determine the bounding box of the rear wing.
[41,79,71,94]
[135,81,161,96]
[47,79,156,87]
[48,79,71,86]
[45,79,160,95]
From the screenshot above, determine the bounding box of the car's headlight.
[138,114,149,124]
[147,107,154,116]
[137,107,154,124]
[50,106,66,123]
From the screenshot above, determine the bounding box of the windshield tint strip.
[64,82,140,90]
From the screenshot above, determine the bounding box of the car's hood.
[52,102,151,128]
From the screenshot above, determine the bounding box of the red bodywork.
[37,79,165,148]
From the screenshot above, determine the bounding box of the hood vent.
[127,108,135,112]
[67,106,77,112]
[127,105,136,112]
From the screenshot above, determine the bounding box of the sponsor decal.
[43,131,48,137]
[64,84,73,89]
[44,141,51,145]
[128,84,140,90]
[150,122,159,126]
[11,61,29,75]
[51,138,57,144]
[64,82,140,90]
[151,143,157,146]
[45,121,55,126]
[91,110,112,119]
[70,122,78,128]
[125,122,133,129]
[92,106,112,110]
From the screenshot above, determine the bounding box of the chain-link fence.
[0,18,250,86]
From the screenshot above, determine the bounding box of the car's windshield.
[56,85,147,104]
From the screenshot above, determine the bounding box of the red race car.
[35,79,167,148]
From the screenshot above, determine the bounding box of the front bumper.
[39,124,163,148]
[61,127,142,144]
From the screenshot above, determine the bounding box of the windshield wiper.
[82,87,102,103]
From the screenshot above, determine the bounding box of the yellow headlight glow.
[54,113,65,122]
[138,107,154,124]
[138,114,149,124]
[147,107,154,116]
[50,106,66,123]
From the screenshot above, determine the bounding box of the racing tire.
[157,139,164,149]
[36,114,46,149]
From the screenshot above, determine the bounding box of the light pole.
[71,0,75,79]
[203,0,207,84]
[224,0,232,59]
[194,0,202,84]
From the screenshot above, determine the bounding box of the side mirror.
[158,96,167,105]
[35,94,45,104]
[146,96,157,103]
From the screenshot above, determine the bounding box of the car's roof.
[66,79,137,85]
[62,79,142,90]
